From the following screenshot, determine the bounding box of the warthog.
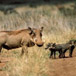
[62,40,76,57]
[0,27,44,55]
[45,43,63,59]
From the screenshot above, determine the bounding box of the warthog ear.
[53,43,56,47]
[40,27,44,32]
[28,27,33,35]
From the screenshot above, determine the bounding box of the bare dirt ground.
[0,51,76,76]
[47,50,76,76]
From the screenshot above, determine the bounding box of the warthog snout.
[45,43,56,50]
[37,43,43,47]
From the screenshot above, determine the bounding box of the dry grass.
[0,2,76,76]
[2,47,49,76]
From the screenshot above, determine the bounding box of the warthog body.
[0,27,44,55]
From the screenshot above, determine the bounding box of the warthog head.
[28,27,44,47]
[45,43,56,49]
[67,40,76,46]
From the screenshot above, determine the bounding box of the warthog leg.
[21,46,28,56]
[54,51,56,59]
[62,49,67,58]
[69,45,75,57]
[0,46,2,53]
[0,46,2,63]
[49,51,53,58]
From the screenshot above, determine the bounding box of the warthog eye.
[32,33,36,37]
[31,33,36,38]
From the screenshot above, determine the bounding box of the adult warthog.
[0,27,44,55]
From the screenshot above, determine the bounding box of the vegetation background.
[0,0,76,76]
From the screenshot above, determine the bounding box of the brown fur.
[0,27,44,56]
